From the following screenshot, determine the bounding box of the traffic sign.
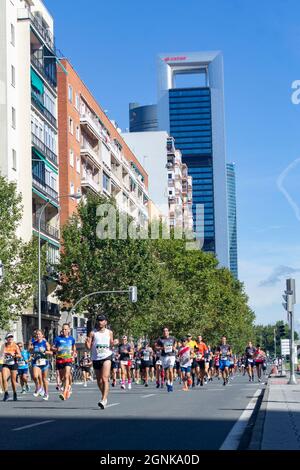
[281,339,290,355]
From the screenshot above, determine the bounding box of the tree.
[0,175,40,329]
[254,321,299,356]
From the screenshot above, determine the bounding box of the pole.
[274,328,276,359]
[289,303,297,384]
[38,201,50,330]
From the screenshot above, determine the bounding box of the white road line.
[141,394,156,398]
[12,420,55,432]
[219,389,262,450]
[105,403,120,408]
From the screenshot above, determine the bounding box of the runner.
[0,333,21,401]
[154,346,164,389]
[86,314,113,409]
[53,324,76,400]
[30,329,52,400]
[195,335,208,386]
[155,327,177,392]
[217,336,232,386]
[186,335,197,387]
[17,342,31,394]
[178,338,192,391]
[118,335,133,390]
[139,340,153,387]
[111,339,120,387]
[254,344,266,382]
[80,351,92,387]
[245,341,256,382]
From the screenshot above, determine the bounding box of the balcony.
[18,9,55,53]
[80,113,101,141]
[32,133,58,167]
[32,215,59,241]
[31,54,57,90]
[81,138,101,169]
[31,91,57,128]
[32,174,58,200]
[81,173,100,194]
[33,300,60,317]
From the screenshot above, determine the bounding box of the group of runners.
[0,313,268,409]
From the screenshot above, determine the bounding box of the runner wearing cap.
[0,333,21,401]
[86,313,113,409]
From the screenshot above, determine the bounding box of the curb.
[237,380,268,450]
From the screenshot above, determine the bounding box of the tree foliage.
[58,193,255,350]
[0,175,40,329]
[254,321,299,356]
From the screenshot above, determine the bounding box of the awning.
[31,68,44,95]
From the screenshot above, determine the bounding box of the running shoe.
[167,384,171,392]
[38,389,45,397]
[128,383,132,390]
[59,392,65,401]
[13,392,17,401]
[3,392,9,401]
[42,394,49,401]
[26,384,30,392]
[121,384,126,390]
[84,383,87,388]
[21,389,26,395]
[169,384,173,392]
[145,383,149,387]
[98,399,107,409]
[156,382,160,389]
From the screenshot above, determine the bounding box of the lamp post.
[37,192,81,330]
[0,260,4,284]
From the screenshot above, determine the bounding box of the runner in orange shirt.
[0,333,21,401]
[195,335,208,386]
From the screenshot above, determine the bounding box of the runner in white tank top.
[86,313,113,409]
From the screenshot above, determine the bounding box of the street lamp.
[37,192,81,330]
[0,260,4,284]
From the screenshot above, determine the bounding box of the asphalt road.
[0,374,266,450]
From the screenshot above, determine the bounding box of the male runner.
[245,341,256,382]
[86,314,113,409]
[217,336,232,386]
[155,327,177,392]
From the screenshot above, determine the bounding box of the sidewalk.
[249,375,300,450]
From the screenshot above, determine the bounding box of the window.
[76,126,80,142]
[75,93,80,111]
[103,173,110,191]
[76,157,80,174]
[70,149,74,167]
[11,65,15,87]
[12,107,16,128]
[10,24,15,46]
[69,117,73,135]
[68,85,73,103]
[70,182,75,195]
[12,149,16,170]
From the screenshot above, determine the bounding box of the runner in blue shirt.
[17,342,31,394]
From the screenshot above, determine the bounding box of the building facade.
[157,52,229,268]
[122,132,193,232]
[0,0,61,341]
[227,163,238,278]
[57,58,149,236]
[129,103,158,132]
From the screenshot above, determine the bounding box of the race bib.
[248,359,254,363]
[36,358,46,366]
[143,353,150,361]
[4,356,15,366]
[96,344,110,358]
[156,360,162,366]
[18,361,26,367]
[164,345,173,353]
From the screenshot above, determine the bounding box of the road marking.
[12,420,55,432]
[219,389,262,450]
[141,394,156,398]
[105,403,120,408]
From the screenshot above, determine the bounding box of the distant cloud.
[259,265,300,287]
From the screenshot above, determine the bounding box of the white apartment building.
[0,0,60,341]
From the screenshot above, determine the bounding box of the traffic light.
[279,325,285,337]
[282,292,293,312]
[129,286,137,303]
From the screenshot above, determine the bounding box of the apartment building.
[57,58,149,235]
[122,132,193,232]
[0,0,61,341]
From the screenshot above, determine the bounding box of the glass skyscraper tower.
[157,52,229,268]
[227,163,238,278]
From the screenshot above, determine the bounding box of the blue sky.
[45,0,300,328]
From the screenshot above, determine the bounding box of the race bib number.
[96,344,109,358]
[156,360,162,366]
[5,356,15,366]
[18,361,26,367]
[36,358,46,366]
[164,345,173,354]
[143,353,150,361]
[196,353,202,360]
[248,359,254,363]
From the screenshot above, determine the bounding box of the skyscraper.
[157,52,229,268]
[227,163,238,278]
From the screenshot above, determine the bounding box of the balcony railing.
[80,113,101,140]
[18,9,55,53]
[81,174,100,193]
[31,54,57,90]
[32,174,58,200]
[31,91,57,128]
[81,138,101,167]
[32,215,59,241]
[32,133,58,167]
